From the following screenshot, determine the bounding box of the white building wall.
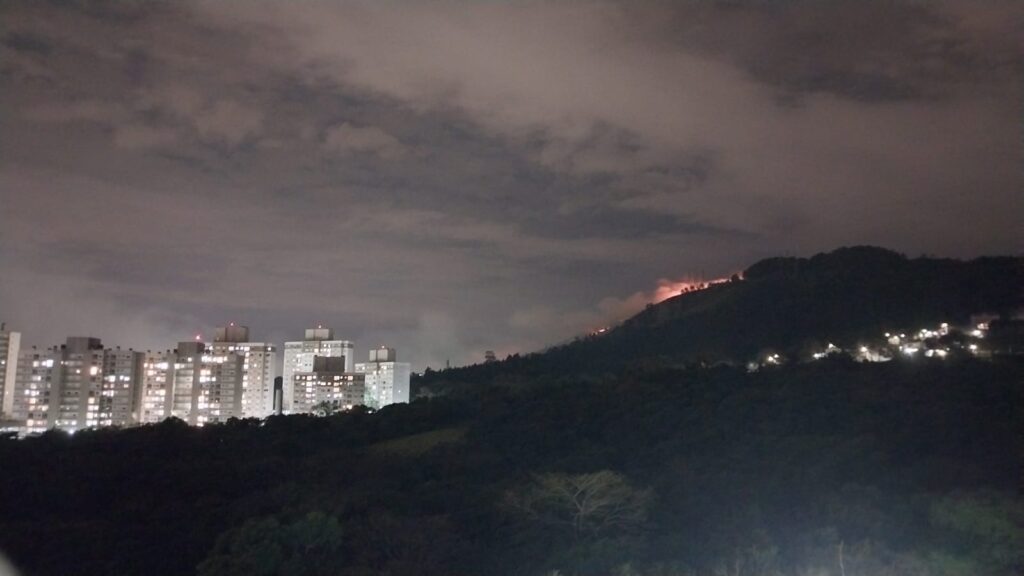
[14,347,58,434]
[14,339,142,434]
[98,349,141,428]
[164,343,245,426]
[355,358,410,409]
[199,352,245,425]
[140,351,174,424]
[0,325,21,418]
[210,341,276,418]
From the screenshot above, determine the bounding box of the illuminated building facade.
[14,337,142,434]
[139,341,248,425]
[165,341,245,426]
[292,356,365,414]
[139,350,174,423]
[282,327,354,412]
[355,347,411,409]
[208,325,276,418]
[12,347,53,432]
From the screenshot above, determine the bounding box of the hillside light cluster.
[805,319,994,365]
[747,314,1005,371]
[812,343,841,360]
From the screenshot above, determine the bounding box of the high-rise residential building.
[174,340,244,426]
[14,337,142,434]
[292,356,365,414]
[208,325,276,418]
[137,341,246,426]
[0,322,22,419]
[139,350,174,424]
[155,340,245,426]
[14,346,56,433]
[355,346,411,409]
[282,327,354,413]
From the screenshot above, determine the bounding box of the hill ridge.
[419,246,1023,390]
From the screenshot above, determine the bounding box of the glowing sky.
[1,1,1021,368]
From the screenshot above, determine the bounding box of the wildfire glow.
[651,275,737,304]
[588,273,742,336]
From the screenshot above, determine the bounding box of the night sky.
[1,1,1021,369]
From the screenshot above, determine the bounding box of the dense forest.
[1,358,1022,575]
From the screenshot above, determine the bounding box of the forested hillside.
[420,247,1023,390]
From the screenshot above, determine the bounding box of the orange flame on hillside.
[651,274,739,304]
[588,272,742,336]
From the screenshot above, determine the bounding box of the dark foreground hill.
[420,246,1023,390]
[0,358,1022,576]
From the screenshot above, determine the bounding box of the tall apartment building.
[13,348,52,432]
[139,341,245,426]
[355,346,411,409]
[14,337,142,434]
[139,349,174,423]
[0,323,21,419]
[282,327,354,412]
[292,356,365,414]
[208,325,276,418]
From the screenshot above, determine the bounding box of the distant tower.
[484,350,497,363]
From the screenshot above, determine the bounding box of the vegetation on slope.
[0,358,1021,575]
[420,246,1022,390]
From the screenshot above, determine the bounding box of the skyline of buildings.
[0,322,411,436]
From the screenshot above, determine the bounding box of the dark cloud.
[1,0,1021,369]
[3,31,52,55]
[642,1,1023,102]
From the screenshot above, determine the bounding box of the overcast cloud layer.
[1,0,1021,369]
